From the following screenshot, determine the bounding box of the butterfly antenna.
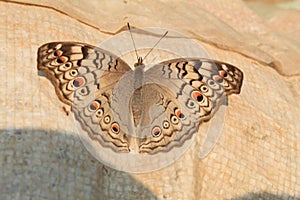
[127,23,139,61]
[143,30,168,62]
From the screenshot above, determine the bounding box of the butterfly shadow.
[0,127,160,199]
[1,128,298,199]
[231,192,300,200]
[37,70,58,89]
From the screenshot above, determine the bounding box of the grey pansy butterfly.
[37,31,243,172]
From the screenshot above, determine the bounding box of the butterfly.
[37,40,243,172]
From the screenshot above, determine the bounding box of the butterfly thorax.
[132,57,146,127]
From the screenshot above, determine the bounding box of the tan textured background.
[0,0,299,199]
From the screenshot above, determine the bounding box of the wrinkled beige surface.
[0,0,299,199]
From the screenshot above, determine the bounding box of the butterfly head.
[134,57,144,68]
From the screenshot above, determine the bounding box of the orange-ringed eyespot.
[192,90,204,102]
[73,77,85,88]
[111,122,120,134]
[152,126,162,137]
[219,70,228,78]
[175,108,185,119]
[208,80,215,86]
[187,99,195,108]
[57,56,68,64]
[213,75,223,83]
[54,50,63,57]
[79,87,88,95]
[89,101,100,111]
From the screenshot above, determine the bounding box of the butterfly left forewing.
[37,42,131,105]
